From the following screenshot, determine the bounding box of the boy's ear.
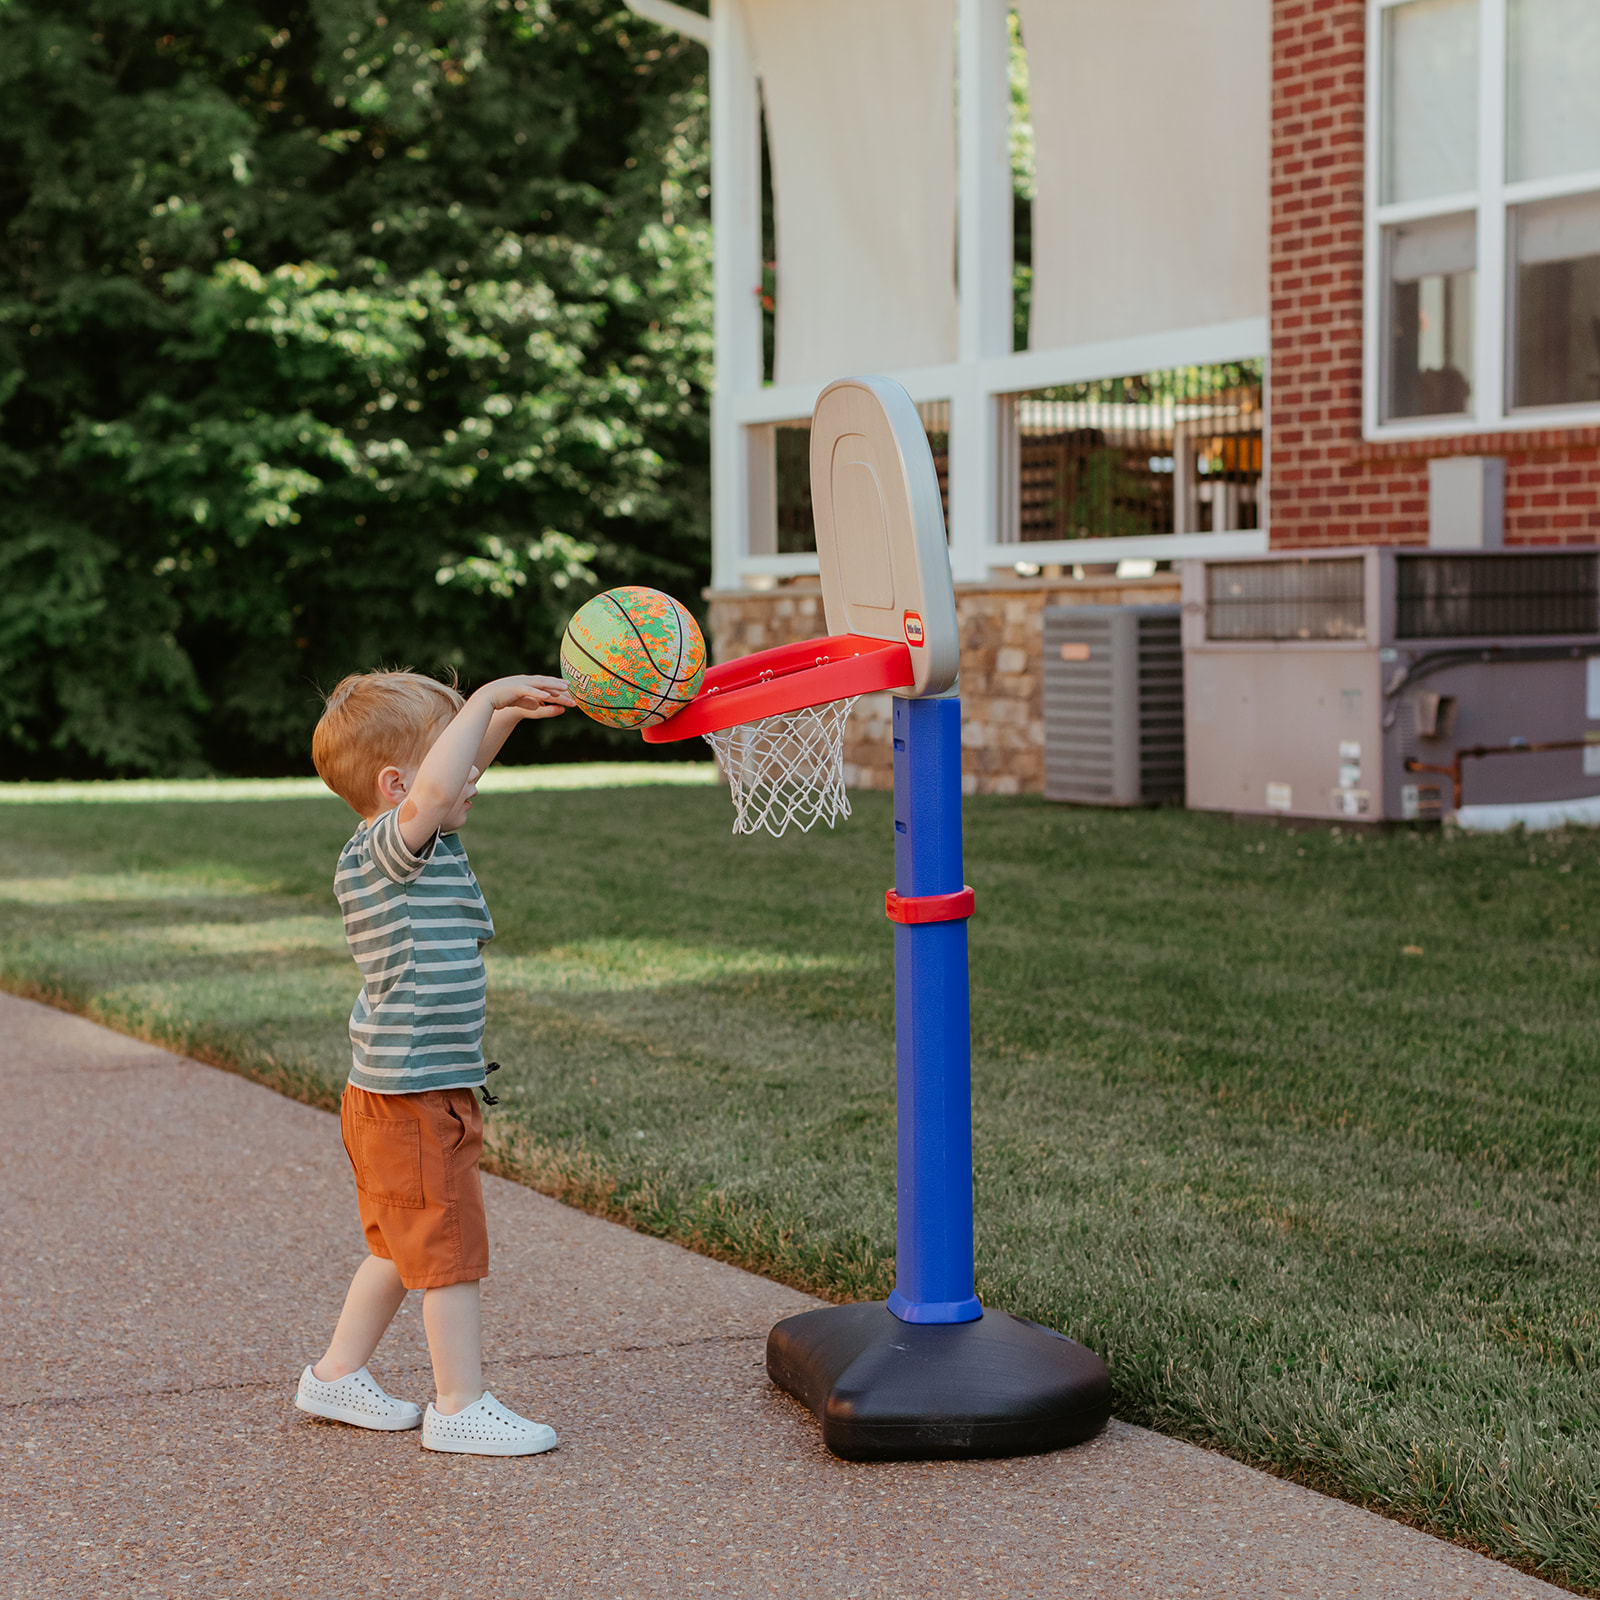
[375,765,408,808]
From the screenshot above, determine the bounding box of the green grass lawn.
[4,781,1599,1587]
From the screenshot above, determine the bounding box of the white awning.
[1016,0,1270,351]
[746,0,959,384]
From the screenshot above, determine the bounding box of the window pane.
[1507,0,1600,183]
[1511,192,1600,408]
[1384,215,1476,420]
[1383,0,1479,204]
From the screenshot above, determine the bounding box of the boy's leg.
[417,1277,556,1455]
[422,1279,482,1415]
[313,1254,407,1381]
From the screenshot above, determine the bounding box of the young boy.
[297,667,573,1455]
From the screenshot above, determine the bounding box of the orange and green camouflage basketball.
[560,587,707,729]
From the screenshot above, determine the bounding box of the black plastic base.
[766,1301,1112,1461]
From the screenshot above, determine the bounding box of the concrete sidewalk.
[0,993,1569,1600]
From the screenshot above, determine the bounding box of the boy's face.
[439,763,481,833]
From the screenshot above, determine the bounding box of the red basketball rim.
[641,634,914,743]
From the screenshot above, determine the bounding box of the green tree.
[0,0,711,776]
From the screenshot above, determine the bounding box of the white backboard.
[809,376,960,698]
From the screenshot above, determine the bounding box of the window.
[1005,363,1263,543]
[1506,0,1600,184]
[1369,0,1600,432]
[1511,193,1600,407]
[1385,214,1476,417]
[1382,0,1478,206]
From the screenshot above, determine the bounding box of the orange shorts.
[340,1084,489,1290]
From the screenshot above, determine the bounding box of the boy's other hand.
[477,674,576,719]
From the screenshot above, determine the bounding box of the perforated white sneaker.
[295,1365,423,1431]
[421,1391,558,1456]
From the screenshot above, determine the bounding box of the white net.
[702,697,859,837]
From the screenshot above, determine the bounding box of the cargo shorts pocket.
[346,1111,425,1209]
[440,1095,481,1159]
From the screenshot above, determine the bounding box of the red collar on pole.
[884,886,976,925]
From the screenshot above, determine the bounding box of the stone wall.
[706,575,1181,795]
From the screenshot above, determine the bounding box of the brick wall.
[1269,0,1600,547]
[707,576,1180,795]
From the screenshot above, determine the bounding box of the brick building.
[1271,0,1600,551]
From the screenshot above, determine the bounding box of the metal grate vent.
[1043,606,1183,806]
[1137,615,1186,800]
[1044,612,1116,802]
[1205,559,1366,641]
[1395,553,1599,638]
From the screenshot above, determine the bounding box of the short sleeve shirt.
[334,807,494,1093]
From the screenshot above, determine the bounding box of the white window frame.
[1364,0,1600,441]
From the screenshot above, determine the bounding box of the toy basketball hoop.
[651,376,1110,1460]
[644,377,959,836]
[644,634,912,835]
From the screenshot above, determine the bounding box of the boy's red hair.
[312,670,464,817]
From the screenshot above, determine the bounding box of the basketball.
[560,587,707,729]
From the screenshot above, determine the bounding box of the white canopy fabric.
[1016,0,1269,352]
[745,0,959,385]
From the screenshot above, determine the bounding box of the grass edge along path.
[2,785,1598,1594]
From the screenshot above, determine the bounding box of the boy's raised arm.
[473,675,572,776]
[396,676,569,852]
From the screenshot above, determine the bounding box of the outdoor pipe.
[1405,738,1594,812]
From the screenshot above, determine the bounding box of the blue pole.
[886,694,982,1325]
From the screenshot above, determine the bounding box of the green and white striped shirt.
[334,808,493,1094]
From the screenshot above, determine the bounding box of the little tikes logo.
[903,611,925,647]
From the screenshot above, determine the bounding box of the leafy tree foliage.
[0,0,711,775]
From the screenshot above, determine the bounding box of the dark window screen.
[1396,554,1599,638]
[1206,559,1366,641]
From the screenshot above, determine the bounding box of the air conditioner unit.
[1183,548,1600,822]
[1043,605,1184,806]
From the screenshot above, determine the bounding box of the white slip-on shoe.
[421,1391,558,1457]
[295,1365,423,1431]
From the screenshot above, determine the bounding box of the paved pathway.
[0,994,1571,1599]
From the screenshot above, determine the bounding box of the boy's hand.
[476,675,575,719]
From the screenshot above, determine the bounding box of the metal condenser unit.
[1183,548,1600,822]
[1043,604,1184,806]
